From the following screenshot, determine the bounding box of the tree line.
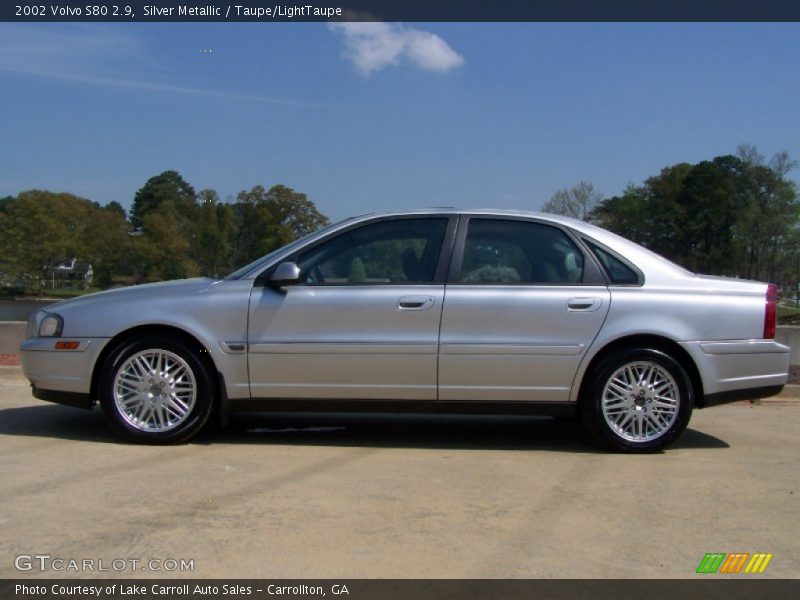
[1,145,798,294]
[543,145,800,289]
[0,171,329,291]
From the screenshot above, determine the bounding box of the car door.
[248,216,455,401]
[438,216,610,402]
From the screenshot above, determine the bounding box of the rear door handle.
[398,295,435,311]
[567,297,603,312]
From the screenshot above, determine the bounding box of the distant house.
[44,259,93,289]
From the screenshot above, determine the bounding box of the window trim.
[446,215,605,287]
[255,214,459,287]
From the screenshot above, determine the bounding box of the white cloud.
[329,22,465,76]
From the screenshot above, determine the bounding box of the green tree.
[677,156,748,274]
[261,184,330,245]
[590,184,651,245]
[130,170,196,229]
[641,163,691,258]
[84,207,131,289]
[230,189,270,267]
[231,184,329,267]
[591,148,799,282]
[132,203,198,281]
[194,189,235,277]
[128,170,201,281]
[0,190,128,291]
[0,195,13,213]
[104,200,127,220]
[0,179,329,289]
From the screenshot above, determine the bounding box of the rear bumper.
[681,339,790,406]
[702,385,784,408]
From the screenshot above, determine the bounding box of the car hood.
[43,278,218,316]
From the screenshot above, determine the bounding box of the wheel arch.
[576,334,704,408]
[90,324,222,406]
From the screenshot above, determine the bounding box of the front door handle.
[567,297,603,312]
[398,295,435,311]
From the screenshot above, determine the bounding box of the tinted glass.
[459,219,584,284]
[587,242,640,285]
[297,219,448,285]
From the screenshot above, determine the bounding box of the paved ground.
[1,367,798,579]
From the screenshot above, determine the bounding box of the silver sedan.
[21,210,790,451]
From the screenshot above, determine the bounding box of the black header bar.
[3,1,800,22]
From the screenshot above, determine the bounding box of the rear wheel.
[99,335,214,444]
[581,348,693,452]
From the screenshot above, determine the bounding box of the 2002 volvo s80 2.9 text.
[21,210,790,451]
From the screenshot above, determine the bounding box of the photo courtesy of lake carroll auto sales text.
[14,584,351,596]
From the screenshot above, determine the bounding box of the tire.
[581,348,693,453]
[99,335,215,444]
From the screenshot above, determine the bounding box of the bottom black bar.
[1,580,798,600]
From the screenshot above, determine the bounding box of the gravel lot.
[1,367,798,579]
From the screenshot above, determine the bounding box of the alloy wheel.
[113,349,197,433]
[600,360,680,443]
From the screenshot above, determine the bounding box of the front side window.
[458,219,585,284]
[296,218,448,285]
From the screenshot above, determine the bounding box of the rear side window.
[458,219,585,284]
[586,242,640,285]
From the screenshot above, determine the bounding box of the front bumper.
[20,336,110,405]
[31,385,93,409]
[680,339,790,407]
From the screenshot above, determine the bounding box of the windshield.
[225,218,356,280]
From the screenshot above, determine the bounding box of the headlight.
[37,312,63,337]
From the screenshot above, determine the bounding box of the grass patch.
[42,287,101,298]
[778,304,800,325]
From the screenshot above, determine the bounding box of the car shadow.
[0,404,119,444]
[0,404,729,452]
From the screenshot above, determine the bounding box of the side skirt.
[227,398,577,417]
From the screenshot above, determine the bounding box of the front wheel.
[99,335,214,444]
[581,348,693,453]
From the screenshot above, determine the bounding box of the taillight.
[764,283,778,339]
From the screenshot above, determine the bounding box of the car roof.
[236,207,694,283]
[348,208,607,239]
[354,207,555,218]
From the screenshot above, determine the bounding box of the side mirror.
[270,262,301,287]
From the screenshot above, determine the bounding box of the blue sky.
[1,22,798,221]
